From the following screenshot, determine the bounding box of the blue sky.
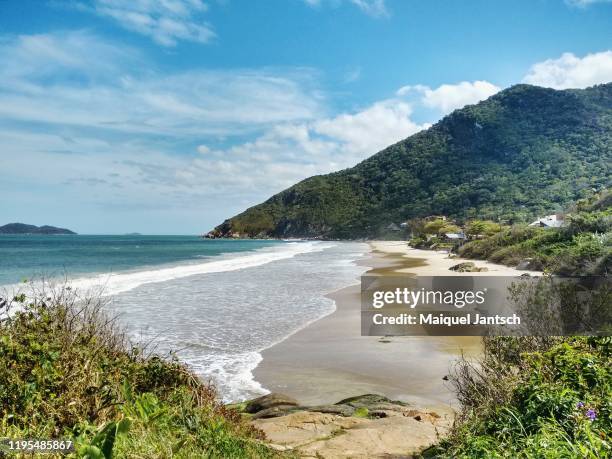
[1,0,611,234]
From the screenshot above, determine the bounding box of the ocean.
[0,235,367,402]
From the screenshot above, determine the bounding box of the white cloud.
[1,30,428,232]
[10,31,610,233]
[349,0,388,17]
[303,0,388,17]
[171,98,429,204]
[91,0,215,46]
[397,81,500,114]
[1,29,138,82]
[565,0,612,7]
[313,99,426,154]
[344,67,362,83]
[522,51,612,89]
[0,31,323,136]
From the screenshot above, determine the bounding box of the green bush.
[426,337,611,458]
[0,287,280,458]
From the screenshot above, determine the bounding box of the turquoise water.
[0,235,281,286]
[0,234,367,402]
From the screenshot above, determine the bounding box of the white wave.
[2,240,366,403]
[189,351,269,403]
[0,241,333,313]
[12,241,331,298]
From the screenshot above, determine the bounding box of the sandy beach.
[253,241,540,411]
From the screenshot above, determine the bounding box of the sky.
[0,0,611,234]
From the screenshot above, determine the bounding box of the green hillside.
[0,223,76,235]
[211,83,612,239]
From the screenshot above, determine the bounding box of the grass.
[0,284,282,458]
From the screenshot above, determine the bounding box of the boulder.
[307,405,356,417]
[252,407,453,458]
[449,262,488,272]
[335,394,407,409]
[245,393,299,414]
[516,258,543,271]
[251,405,302,420]
[516,258,532,270]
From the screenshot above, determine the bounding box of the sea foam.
[4,241,367,402]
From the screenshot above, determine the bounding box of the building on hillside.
[528,213,566,228]
[424,215,447,222]
[386,223,401,232]
[444,232,466,242]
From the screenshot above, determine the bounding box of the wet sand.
[253,241,537,410]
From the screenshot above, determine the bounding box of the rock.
[516,258,543,271]
[516,259,533,270]
[252,405,302,420]
[449,262,475,272]
[245,393,299,414]
[335,394,407,409]
[364,402,407,412]
[252,408,453,458]
[449,262,488,272]
[308,405,356,417]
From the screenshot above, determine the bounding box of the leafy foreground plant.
[422,274,611,458]
[424,335,611,458]
[0,286,281,458]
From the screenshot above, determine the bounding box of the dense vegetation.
[0,288,279,458]
[457,190,611,275]
[212,83,612,239]
[419,193,612,457]
[425,335,611,458]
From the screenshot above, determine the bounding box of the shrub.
[425,337,611,458]
[0,285,279,458]
[424,278,611,458]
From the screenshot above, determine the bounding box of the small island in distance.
[0,223,76,235]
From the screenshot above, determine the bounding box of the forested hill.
[0,223,76,235]
[210,83,612,239]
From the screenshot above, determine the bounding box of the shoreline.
[252,240,540,411]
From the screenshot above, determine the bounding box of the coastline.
[253,240,540,410]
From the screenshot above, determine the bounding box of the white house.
[445,232,466,240]
[529,214,565,228]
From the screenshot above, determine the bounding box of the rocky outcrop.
[449,261,488,272]
[516,258,544,271]
[245,393,299,414]
[233,393,453,458]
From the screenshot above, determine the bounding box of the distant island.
[0,223,76,235]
